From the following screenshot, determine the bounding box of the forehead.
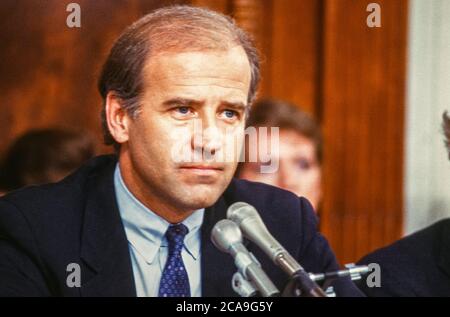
[142,47,252,95]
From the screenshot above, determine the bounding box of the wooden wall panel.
[190,0,230,13]
[190,0,321,115]
[231,0,273,102]
[266,0,322,115]
[320,0,408,263]
[0,0,187,156]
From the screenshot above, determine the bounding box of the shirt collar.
[114,164,204,264]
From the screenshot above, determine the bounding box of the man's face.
[121,47,251,216]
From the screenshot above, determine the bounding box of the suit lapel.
[201,196,237,297]
[200,182,288,296]
[79,158,136,296]
[437,220,450,278]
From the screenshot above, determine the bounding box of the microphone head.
[227,202,259,225]
[227,201,283,263]
[211,219,243,254]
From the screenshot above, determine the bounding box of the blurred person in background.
[0,128,95,194]
[237,99,323,211]
[356,111,450,297]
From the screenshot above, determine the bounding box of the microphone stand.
[230,263,370,297]
[281,264,370,297]
[281,270,327,297]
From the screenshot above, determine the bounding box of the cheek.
[136,114,191,147]
[307,167,322,182]
[167,125,192,147]
[297,168,322,189]
[224,129,245,160]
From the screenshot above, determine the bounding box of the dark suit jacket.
[357,219,450,296]
[0,155,362,297]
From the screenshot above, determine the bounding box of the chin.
[177,186,223,209]
[191,193,220,208]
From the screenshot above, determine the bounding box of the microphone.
[211,219,279,297]
[227,202,326,297]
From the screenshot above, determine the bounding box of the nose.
[191,114,223,159]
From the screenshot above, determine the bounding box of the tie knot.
[165,223,189,247]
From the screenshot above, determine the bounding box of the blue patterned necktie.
[158,223,191,297]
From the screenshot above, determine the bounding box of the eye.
[171,106,195,119]
[177,106,190,114]
[296,158,312,170]
[221,109,239,120]
[225,110,235,118]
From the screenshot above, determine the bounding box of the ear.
[105,92,131,145]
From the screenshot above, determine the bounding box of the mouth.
[178,164,225,176]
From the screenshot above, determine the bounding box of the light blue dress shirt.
[114,164,204,297]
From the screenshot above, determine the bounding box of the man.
[0,6,361,297]
[356,112,450,296]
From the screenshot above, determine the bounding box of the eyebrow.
[162,98,199,108]
[222,101,248,112]
[161,98,248,112]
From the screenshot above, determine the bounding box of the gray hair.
[98,5,260,149]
